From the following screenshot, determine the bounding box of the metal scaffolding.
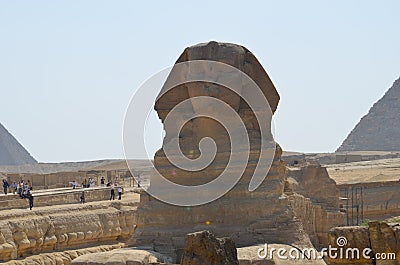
[341,186,364,226]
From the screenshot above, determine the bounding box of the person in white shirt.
[118,187,123,200]
[89,178,95,188]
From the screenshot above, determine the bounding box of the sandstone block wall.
[329,221,400,265]
[3,169,134,190]
[286,165,346,247]
[288,193,345,248]
[338,181,400,222]
[0,188,116,211]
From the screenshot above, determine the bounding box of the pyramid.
[0,123,37,166]
[337,77,400,152]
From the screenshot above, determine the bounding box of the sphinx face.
[155,41,279,161]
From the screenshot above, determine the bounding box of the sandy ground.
[326,158,400,184]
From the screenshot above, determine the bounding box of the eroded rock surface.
[1,244,123,265]
[71,248,172,265]
[237,244,326,265]
[328,221,400,265]
[180,230,239,265]
[0,201,137,262]
[286,165,345,247]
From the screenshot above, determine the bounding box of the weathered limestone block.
[285,165,345,247]
[238,245,275,265]
[328,226,373,265]
[180,230,239,265]
[0,188,114,211]
[0,227,17,260]
[237,244,326,265]
[328,222,400,265]
[71,248,172,265]
[368,221,400,265]
[287,165,340,210]
[1,244,123,265]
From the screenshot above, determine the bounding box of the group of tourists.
[2,179,33,197]
[109,186,123,201]
[79,184,124,204]
[2,178,34,210]
[2,174,130,210]
[71,177,120,189]
[17,180,33,199]
[81,177,96,188]
[72,176,124,204]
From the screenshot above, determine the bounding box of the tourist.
[100,177,105,187]
[137,176,141,188]
[80,189,85,204]
[27,180,32,190]
[26,189,34,210]
[22,182,28,198]
[83,178,88,188]
[12,181,17,194]
[72,180,77,189]
[89,177,95,188]
[2,179,9,195]
[18,181,23,198]
[110,186,115,200]
[118,186,123,200]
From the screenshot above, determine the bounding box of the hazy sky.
[0,1,399,162]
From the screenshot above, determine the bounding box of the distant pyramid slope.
[337,77,400,152]
[0,123,37,166]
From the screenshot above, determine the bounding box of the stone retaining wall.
[338,181,400,223]
[0,188,115,210]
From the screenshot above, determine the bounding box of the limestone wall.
[5,172,98,190]
[328,222,400,265]
[286,165,346,247]
[338,181,400,222]
[0,188,115,211]
[4,170,133,190]
[288,193,345,248]
[287,165,341,210]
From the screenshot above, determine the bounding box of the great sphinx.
[128,41,340,261]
